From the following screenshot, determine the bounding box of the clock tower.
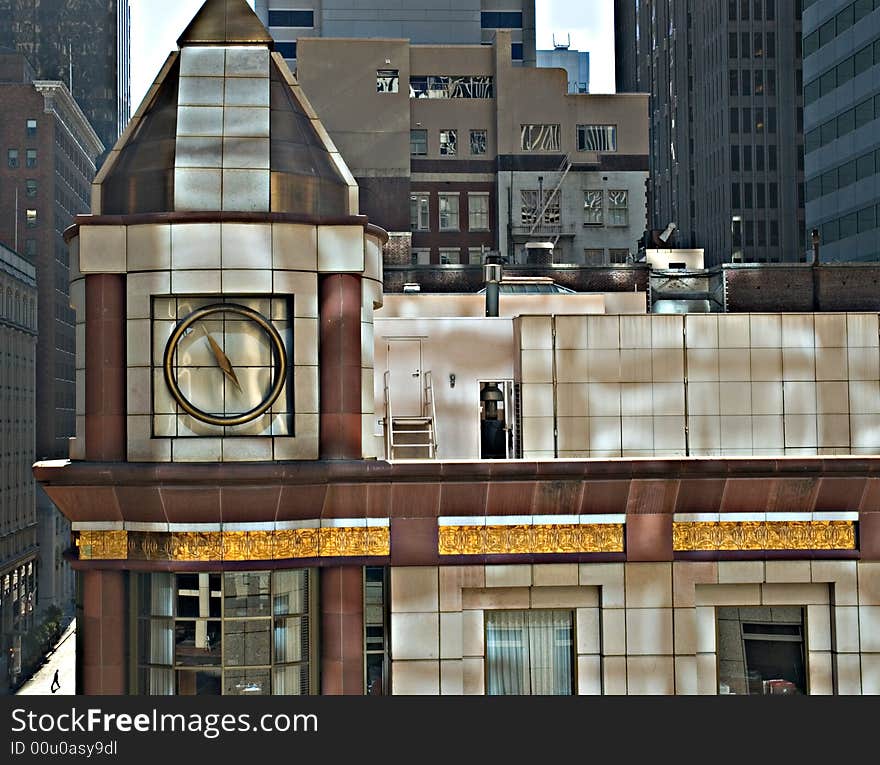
[34,0,385,695]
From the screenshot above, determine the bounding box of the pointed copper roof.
[177,0,274,48]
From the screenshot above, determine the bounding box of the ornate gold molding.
[438,523,624,556]
[76,527,389,561]
[673,521,856,551]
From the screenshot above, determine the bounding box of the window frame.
[438,192,460,231]
[468,192,490,232]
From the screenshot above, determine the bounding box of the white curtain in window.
[486,610,572,695]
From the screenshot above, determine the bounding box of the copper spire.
[177,0,274,48]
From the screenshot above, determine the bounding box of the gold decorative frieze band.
[673,521,856,552]
[438,524,624,556]
[76,527,390,561]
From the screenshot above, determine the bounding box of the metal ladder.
[383,370,438,460]
[527,153,572,246]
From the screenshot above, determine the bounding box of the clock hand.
[202,326,243,393]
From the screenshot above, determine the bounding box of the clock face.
[155,297,292,434]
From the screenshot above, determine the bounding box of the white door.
[387,339,423,416]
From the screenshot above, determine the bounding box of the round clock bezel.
[162,302,288,427]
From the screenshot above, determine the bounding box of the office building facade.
[803,0,880,262]
[254,0,536,66]
[0,243,37,692]
[0,51,103,623]
[0,0,130,150]
[536,46,590,94]
[621,0,805,265]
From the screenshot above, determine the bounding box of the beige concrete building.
[296,31,649,272]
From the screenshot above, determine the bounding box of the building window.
[607,190,628,226]
[267,10,314,27]
[521,124,560,152]
[511,43,524,61]
[376,69,399,93]
[470,129,487,155]
[522,189,559,227]
[26,118,37,136]
[583,248,605,265]
[410,129,428,156]
[481,11,523,29]
[609,249,630,263]
[364,567,388,696]
[275,41,297,59]
[439,129,457,156]
[25,179,37,197]
[577,124,617,152]
[716,607,805,695]
[583,190,604,225]
[468,247,485,264]
[26,209,37,227]
[135,570,316,696]
[410,193,430,231]
[7,148,20,168]
[411,249,430,265]
[468,193,489,231]
[438,193,459,231]
[25,149,36,167]
[485,610,573,695]
[410,75,494,99]
[439,248,460,264]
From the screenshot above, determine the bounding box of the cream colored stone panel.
[462,587,530,610]
[273,434,318,460]
[222,438,272,462]
[126,319,151,368]
[361,368,374,416]
[718,348,751,381]
[848,347,880,381]
[273,225,318,271]
[392,613,440,660]
[620,315,652,349]
[222,269,271,293]
[807,604,832,652]
[126,415,171,462]
[531,586,598,609]
[765,560,812,583]
[522,417,555,452]
[532,563,579,587]
[695,606,716,653]
[440,612,462,660]
[180,46,224,77]
[70,277,85,318]
[860,606,880,652]
[858,562,880,605]
[686,314,718,348]
[808,652,833,695]
[555,315,587,349]
[652,347,684,381]
[392,660,439,695]
[588,350,622,382]
[695,583,761,607]
[520,350,553,383]
[461,610,484,658]
[317,226,365,272]
[520,384,554,418]
[293,318,319,365]
[127,368,151,416]
[674,656,698,695]
[78,226,126,273]
[626,656,674,695]
[625,563,673,607]
[833,606,861,653]
[577,656,601,695]
[686,348,719,382]
[835,654,862,694]
[696,653,718,695]
[626,609,673,655]
[171,269,221,295]
[294,365,319,415]
[602,656,627,695]
[439,566,485,612]
[761,582,829,606]
[270,271,318,318]
[221,223,271,269]
[440,660,463,695]
[576,607,600,655]
[485,565,532,588]
[391,567,439,613]
[172,437,222,462]
[579,563,625,607]
[364,235,382,282]
[601,609,626,656]
[175,168,223,210]
[518,316,554,350]
[462,657,485,695]
[127,272,171,320]
[673,607,697,655]
[70,420,85,461]
[128,225,171,271]
[717,561,765,584]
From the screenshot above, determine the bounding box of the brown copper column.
[319,273,362,459]
[84,274,126,461]
[80,569,127,694]
[320,566,364,695]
